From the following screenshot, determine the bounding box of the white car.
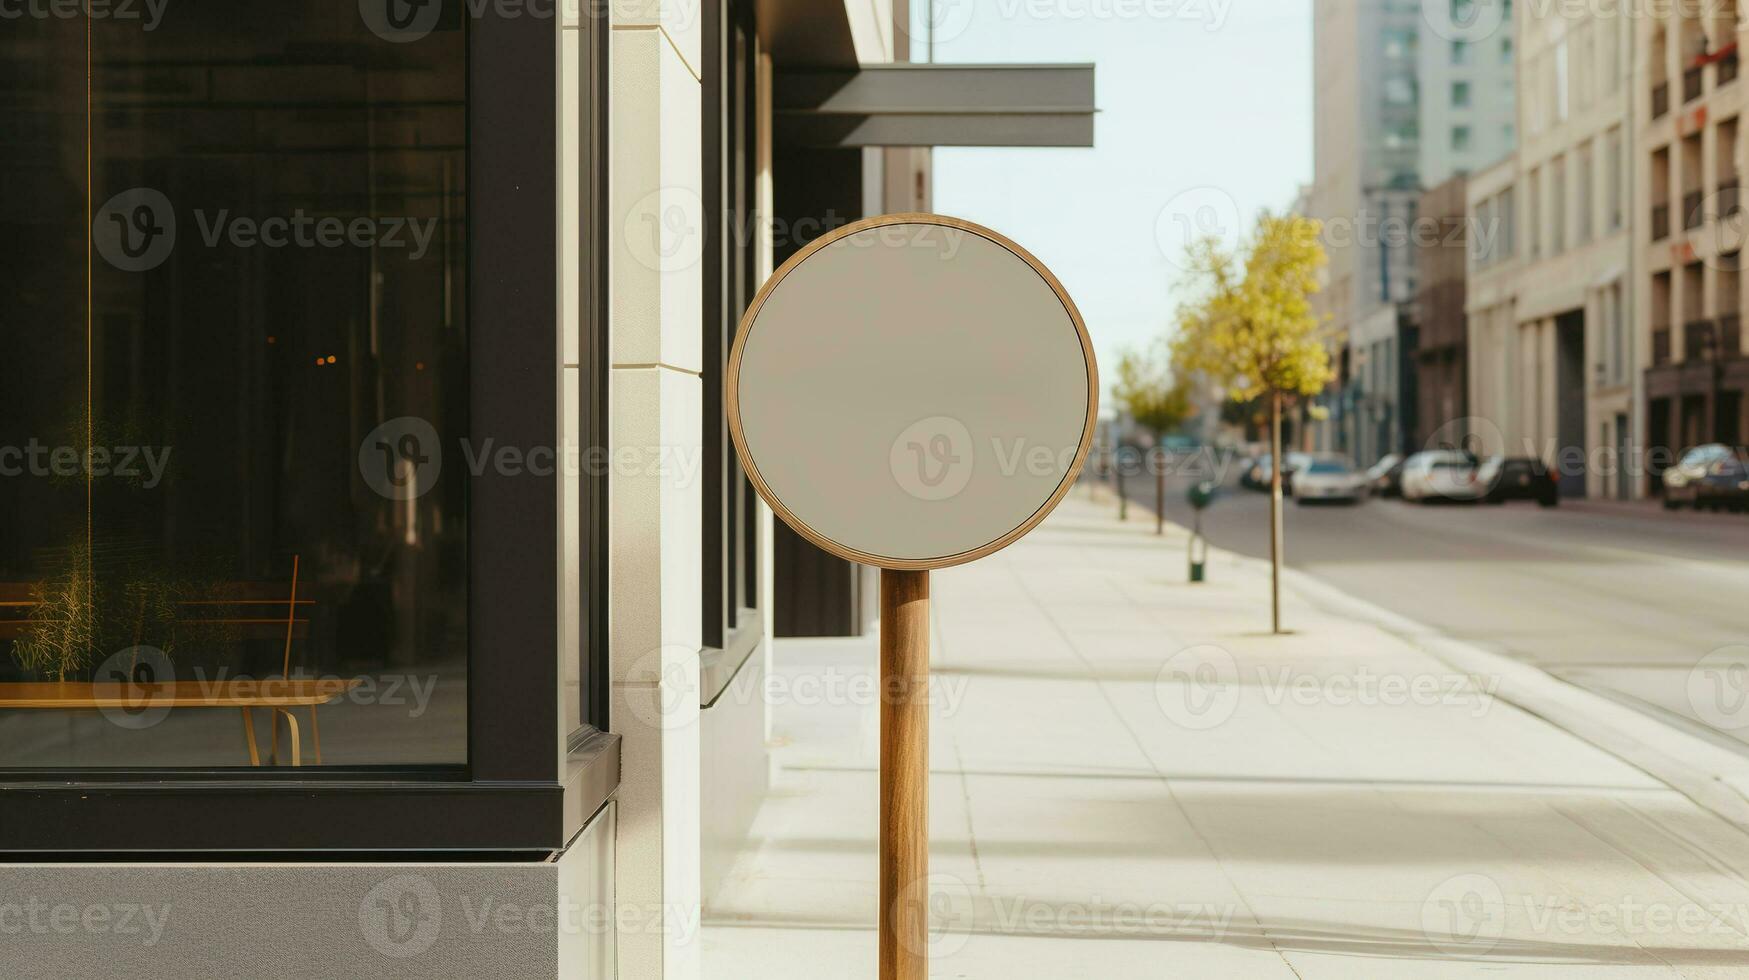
[1292,455,1368,504]
[1400,451,1490,502]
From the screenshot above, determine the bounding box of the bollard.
[1118,460,1128,520]
[1185,480,1216,583]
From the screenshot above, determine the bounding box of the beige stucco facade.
[1637,1,1749,477]
[1463,3,1637,497]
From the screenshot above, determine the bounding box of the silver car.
[1400,451,1488,503]
[1292,455,1368,504]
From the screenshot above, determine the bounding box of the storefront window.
[0,0,468,767]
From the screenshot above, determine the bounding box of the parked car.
[1400,450,1488,503]
[1662,444,1749,511]
[1241,452,1311,495]
[1366,453,1405,498]
[1483,456,1559,507]
[1293,455,1368,504]
[1239,454,1268,491]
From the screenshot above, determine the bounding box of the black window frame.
[0,7,588,856]
[578,8,612,736]
[700,0,763,691]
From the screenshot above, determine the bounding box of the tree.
[1171,213,1332,634]
[1113,340,1196,533]
[1113,339,1194,441]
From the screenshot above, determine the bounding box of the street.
[1123,461,1749,750]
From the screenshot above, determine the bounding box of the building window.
[1527,53,1547,134]
[0,2,588,852]
[1528,167,1542,257]
[1452,125,1472,151]
[1604,13,1622,94]
[1472,197,1496,268]
[1606,127,1624,231]
[3,0,473,768]
[1609,281,1626,383]
[1384,119,1421,149]
[702,0,764,657]
[1452,81,1472,107]
[1555,38,1571,123]
[1499,187,1516,259]
[1453,40,1470,65]
[1384,28,1418,60]
[1386,76,1417,106]
[1578,142,1595,244]
[1551,158,1567,254]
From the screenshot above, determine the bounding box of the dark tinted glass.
[0,0,468,767]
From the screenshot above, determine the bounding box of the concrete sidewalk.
[702,492,1749,978]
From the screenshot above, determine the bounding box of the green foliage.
[10,540,205,681]
[1113,340,1195,439]
[1170,213,1334,403]
[11,542,97,682]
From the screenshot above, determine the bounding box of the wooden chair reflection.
[0,556,359,766]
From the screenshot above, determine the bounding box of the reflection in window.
[0,0,468,767]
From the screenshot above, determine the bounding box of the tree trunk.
[1155,448,1165,535]
[1270,390,1284,635]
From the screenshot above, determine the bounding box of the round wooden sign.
[727,213,1098,570]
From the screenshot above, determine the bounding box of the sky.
[923,0,1315,395]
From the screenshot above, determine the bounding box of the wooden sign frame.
[726,212,1099,572]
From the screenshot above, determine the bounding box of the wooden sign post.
[727,214,1097,979]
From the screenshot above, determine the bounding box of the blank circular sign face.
[727,213,1097,570]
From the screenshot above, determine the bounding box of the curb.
[1081,485,1749,833]
[1279,554,1749,833]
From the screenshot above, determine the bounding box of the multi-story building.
[1467,156,1523,456]
[1307,0,1515,457]
[1512,3,1636,497]
[1348,303,1410,465]
[1639,0,1748,493]
[1462,3,1636,498]
[1414,175,1472,447]
[1419,5,1520,186]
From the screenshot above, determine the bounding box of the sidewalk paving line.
[704,490,1749,978]
[1096,477,1749,839]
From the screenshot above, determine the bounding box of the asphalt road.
[1110,458,1749,750]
